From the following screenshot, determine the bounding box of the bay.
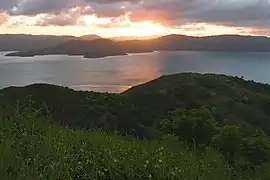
[1,51,270,93]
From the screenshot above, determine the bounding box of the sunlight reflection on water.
[1,51,270,93]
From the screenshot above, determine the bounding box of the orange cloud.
[1,3,270,38]
[0,13,7,25]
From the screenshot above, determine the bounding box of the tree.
[241,131,270,166]
[160,107,217,146]
[213,126,242,164]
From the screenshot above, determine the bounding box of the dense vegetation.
[1,73,270,179]
[0,105,231,179]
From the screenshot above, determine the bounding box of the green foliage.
[213,126,242,164]
[241,131,270,166]
[160,107,217,146]
[2,73,270,178]
[0,108,231,180]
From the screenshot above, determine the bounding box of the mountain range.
[3,34,270,58]
[6,39,127,58]
[0,34,101,52]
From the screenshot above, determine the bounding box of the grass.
[0,107,236,180]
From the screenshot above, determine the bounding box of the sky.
[0,0,270,37]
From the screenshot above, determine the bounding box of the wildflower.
[146,160,149,164]
[148,174,152,179]
[159,159,163,163]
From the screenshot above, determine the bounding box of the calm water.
[1,51,270,93]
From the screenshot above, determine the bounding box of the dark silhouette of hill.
[152,34,270,52]
[6,39,128,58]
[118,40,154,53]
[80,34,102,40]
[110,35,161,41]
[0,34,77,51]
[5,34,270,58]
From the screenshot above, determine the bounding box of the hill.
[0,34,77,51]
[2,73,270,178]
[110,35,161,41]
[152,34,270,52]
[118,40,154,53]
[80,34,102,40]
[118,34,270,52]
[6,39,127,58]
[5,34,270,58]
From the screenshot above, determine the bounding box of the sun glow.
[0,9,265,38]
[80,13,169,37]
[120,20,168,37]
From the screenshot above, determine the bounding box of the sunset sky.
[0,0,270,37]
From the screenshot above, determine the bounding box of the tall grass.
[0,106,250,180]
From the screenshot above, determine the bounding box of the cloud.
[36,14,78,27]
[84,0,141,4]
[0,0,20,11]
[1,0,140,15]
[2,0,142,26]
[35,5,93,26]
[0,13,8,25]
[1,0,270,32]
[137,0,270,28]
[7,0,84,16]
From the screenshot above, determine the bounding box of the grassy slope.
[0,109,232,180]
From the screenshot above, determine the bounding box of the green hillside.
[0,108,230,180]
[1,73,270,179]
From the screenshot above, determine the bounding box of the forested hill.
[2,73,270,135]
[124,73,270,133]
[1,73,270,178]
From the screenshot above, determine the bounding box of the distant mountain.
[0,34,77,51]
[80,34,102,41]
[111,35,161,41]
[151,34,270,52]
[6,39,127,58]
[118,40,154,53]
[116,34,270,52]
[5,34,270,58]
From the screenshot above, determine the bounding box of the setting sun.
[80,13,169,37]
[118,20,168,37]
